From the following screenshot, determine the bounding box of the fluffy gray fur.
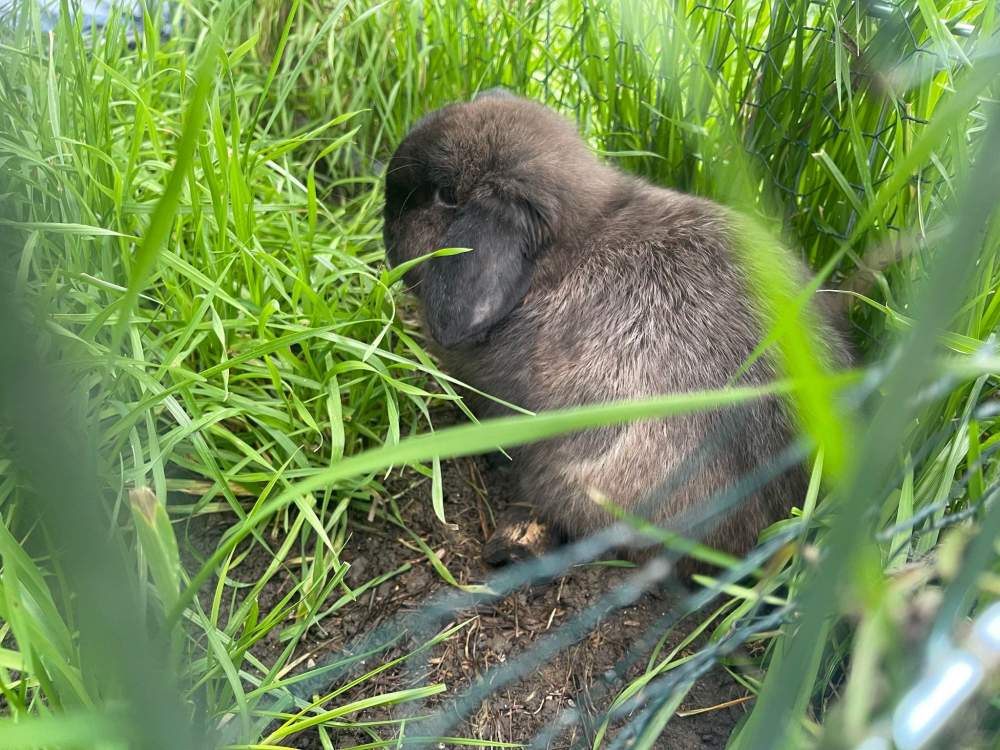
[383,93,852,566]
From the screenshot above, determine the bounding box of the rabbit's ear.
[422,199,541,348]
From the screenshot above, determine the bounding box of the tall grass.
[0,1,998,748]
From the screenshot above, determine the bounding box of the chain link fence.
[1,1,998,749]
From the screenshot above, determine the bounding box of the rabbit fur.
[383,90,852,566]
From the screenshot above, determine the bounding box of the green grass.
[1,0,999,748]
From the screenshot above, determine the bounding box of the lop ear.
[422,199,542,348]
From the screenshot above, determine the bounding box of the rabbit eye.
[434,186,459,208]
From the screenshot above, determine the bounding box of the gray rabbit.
[383,90,851,571]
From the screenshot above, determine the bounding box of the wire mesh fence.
[0,1,998,749]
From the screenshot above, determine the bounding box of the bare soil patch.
[183,454,751,749]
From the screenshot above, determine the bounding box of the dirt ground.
[185,455,751,749]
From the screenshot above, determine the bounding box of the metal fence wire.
[248,3,1000,746]
[1,1,998,750]
[264,2,1000,746]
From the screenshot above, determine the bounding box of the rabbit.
[382,89,852,572]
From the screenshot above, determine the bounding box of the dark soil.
[183,455,751,749]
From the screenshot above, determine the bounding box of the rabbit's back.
[443,185,824,553]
